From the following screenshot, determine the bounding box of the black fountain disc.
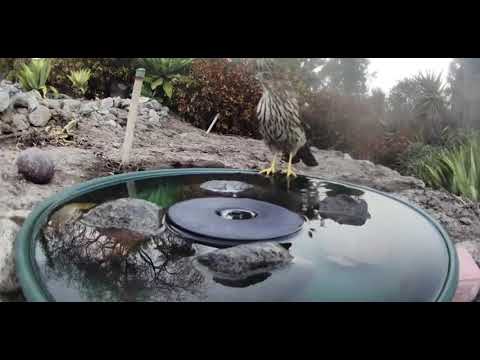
[166,197,304,247]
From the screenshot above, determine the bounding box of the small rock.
[160,106,169,115]
[0,90,10,112]
[16,148,55,184]
[11,113,29,131]
[118,98,131,109]
[145,99,161,111]
[50,108,72,123]
[343,153,352,160]
[28,105,51,127]
[62,99,81,112]
[79,101,98,116]
[42,98,62,110]
[196,242,293,279]
[148,109,160,122]
[112,97,122,108]
[0,219,20,293]
[0,122,13,134]
[459,217,472,225]
[100,97,114,110]
[9,93,39,112]
[105,119,118,127]
[109,107,128,120]
[26,90,43,101]
[15,108,29,115]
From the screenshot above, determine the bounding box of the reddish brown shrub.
[172,59,262,138]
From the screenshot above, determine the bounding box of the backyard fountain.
[15,169,458,302]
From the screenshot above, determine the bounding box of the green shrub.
[16,59,57,98]
[49,58,136,98]
[137,58,193,102]
[67,68,92,96]
[172,59,262,138]
[409,134,480,201]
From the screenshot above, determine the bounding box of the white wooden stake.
[121,68,145,166]
[206,113,220,134]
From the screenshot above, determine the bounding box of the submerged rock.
[0,219,20,293]
[81,198,162,237]
[196,242,293,279]
[44,198,194,265]
[16,148,55,184]
[317,194,371,226]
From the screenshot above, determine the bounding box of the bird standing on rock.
[254,58,318,178]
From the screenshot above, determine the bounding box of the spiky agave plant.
[67,68,92,96]
[17,58,57,98]
[412,71,449,144]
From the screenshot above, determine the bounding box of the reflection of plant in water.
[136,183,181,209]
[40,220,206,301]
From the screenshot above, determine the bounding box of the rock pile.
[0,80,170,134]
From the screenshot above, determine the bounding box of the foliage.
[0,58,31,81]
[415,134,480,201]
[173,58,262,137]
[136,183,180,208]
[16,59,58,98]
[67,68,92,96]
[137,58,193,102]
[49,58,136,98]
[412,71,450,144]
[398,128,472,176]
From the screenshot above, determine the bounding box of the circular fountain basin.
[16,169,459,302]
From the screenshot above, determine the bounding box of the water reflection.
[35,173,449,302]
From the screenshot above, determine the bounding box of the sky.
[367,58,453,94]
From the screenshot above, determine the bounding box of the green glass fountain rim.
[15,168,459,302]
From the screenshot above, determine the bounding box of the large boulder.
[0,219,20,293]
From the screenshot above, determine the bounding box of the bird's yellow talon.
[259,154,277,177]
[282,168,297,178]
[259,166,276,176]
[282,153,297,178]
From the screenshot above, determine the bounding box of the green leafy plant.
[49,58,137,99]
[136,183,181,208]
[16,59,57,98]
[138,58,193,100]
[67,68,92,96]
[414,134,480,201]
